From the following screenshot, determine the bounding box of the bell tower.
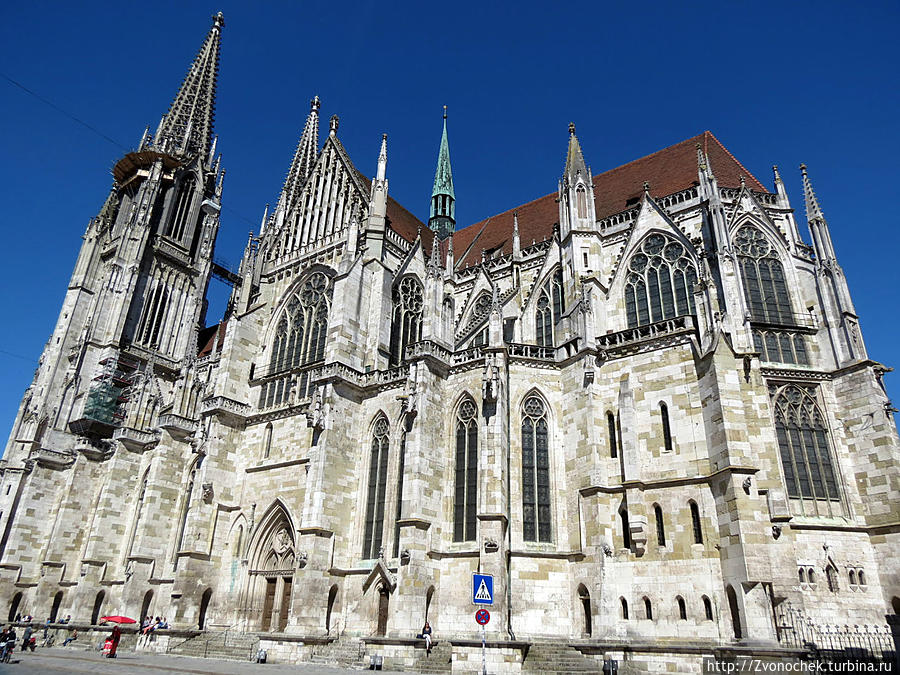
[4,13,226,459]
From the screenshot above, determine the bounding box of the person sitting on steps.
[421,621,433,655]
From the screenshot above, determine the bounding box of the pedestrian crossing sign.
[473,573,493,605]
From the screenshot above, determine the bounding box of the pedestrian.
[62,628,77,646]
[421,621,433,654]
[21,622,32,652]
[43,617,50,639]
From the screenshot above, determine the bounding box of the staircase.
[308,635,367,668]
[411,641,452,673]
[521,642,600,674]
[167,630,259,662]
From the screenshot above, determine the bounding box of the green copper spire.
[429,106,455,240]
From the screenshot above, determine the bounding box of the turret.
[558,122,596,241]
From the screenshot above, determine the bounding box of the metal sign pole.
[482,622,487,675]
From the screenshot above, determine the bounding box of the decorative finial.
[443,105,448,120]
[799,163,808,175]
[213,11,225,28]
[643,181,650,193]
[311,95,321,112]
[740,175,746,187]
[568,122,576,135]
[329,114,339,136]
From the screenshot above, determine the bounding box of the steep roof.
[198,320,227,357]
[393,131,766,264]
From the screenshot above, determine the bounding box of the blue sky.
[1,1,898,436]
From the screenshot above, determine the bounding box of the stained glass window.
[625,234,697,327]
[453,398,478,542]
[521,395,551,542]
[773,385,840,502]
[389,276,424,365]
[536,269,564,346]
[363,416,390,558]
[735,226,793,325]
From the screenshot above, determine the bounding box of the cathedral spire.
[155,12,224,158]
[275,96,321,219]
[429,106,456,240]
[564,122,588,183]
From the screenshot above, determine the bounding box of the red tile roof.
[391,131,766,265]
[198,320,227,357]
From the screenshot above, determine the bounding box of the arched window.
[363,416,390,559]
[625,233,697,328]
[137,282,171,347]
[454,398,478,542]
[535,269,564,346]
[858,571,866,586]
[393,432,407,558]
[849,569,857,586]
[620,508,631,549]
[425,586,435,623]
[654,504,665,547]
[7,592,21,622]
[176,468,197,558]
[326,585,338,633]
[576,186,588,219]
[578,584,592,636]
[773,384,840,504]
[262,271,332,407]
[734,226,793,325]
[726,585,742,639]
[521,395,551,542]
[808,568,816,585]
[643,596,653,621]
[798,568,806,584]
[660,402,673,452]
[263,423,273,459]
[607,411,618,458]
[389,276,424,365]
[165,175,196,241]
[703,596,713,621]
[826,564,839,593]
[676,596,687,620]
[690,500,703,544]
[620,597,629,620]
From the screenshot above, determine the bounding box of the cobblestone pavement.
[0,647,407,674]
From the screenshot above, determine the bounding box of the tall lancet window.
[363,416,390,559]
[773,385,841,504]
[165,175,196,241]
[734,226,793,324]
[535,269,564,347]
[136,282,171,348]
[576,186,588,219]
[389,276,424,365]
[261,271,332,408]
[521,395,552,542]
[625,233,697,328]
[453,397,478,542]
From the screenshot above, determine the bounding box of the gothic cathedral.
[2,14,898,671]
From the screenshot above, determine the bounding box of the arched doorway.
[425,586,435,623]
[726,585,742,639]
[198,588,212,630]
[49,591,63,622]
[245,503,296,632]
[91,590,105,625]
[326,585,338,634]
[577,584,592,637]
[376,586,389,636]
[7,592,22,622]
[140,590,153,622]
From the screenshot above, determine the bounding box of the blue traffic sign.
[473,573,493,605]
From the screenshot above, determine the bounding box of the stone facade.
[2,13,899,672]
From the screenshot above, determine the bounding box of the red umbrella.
[99,616,136,624]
